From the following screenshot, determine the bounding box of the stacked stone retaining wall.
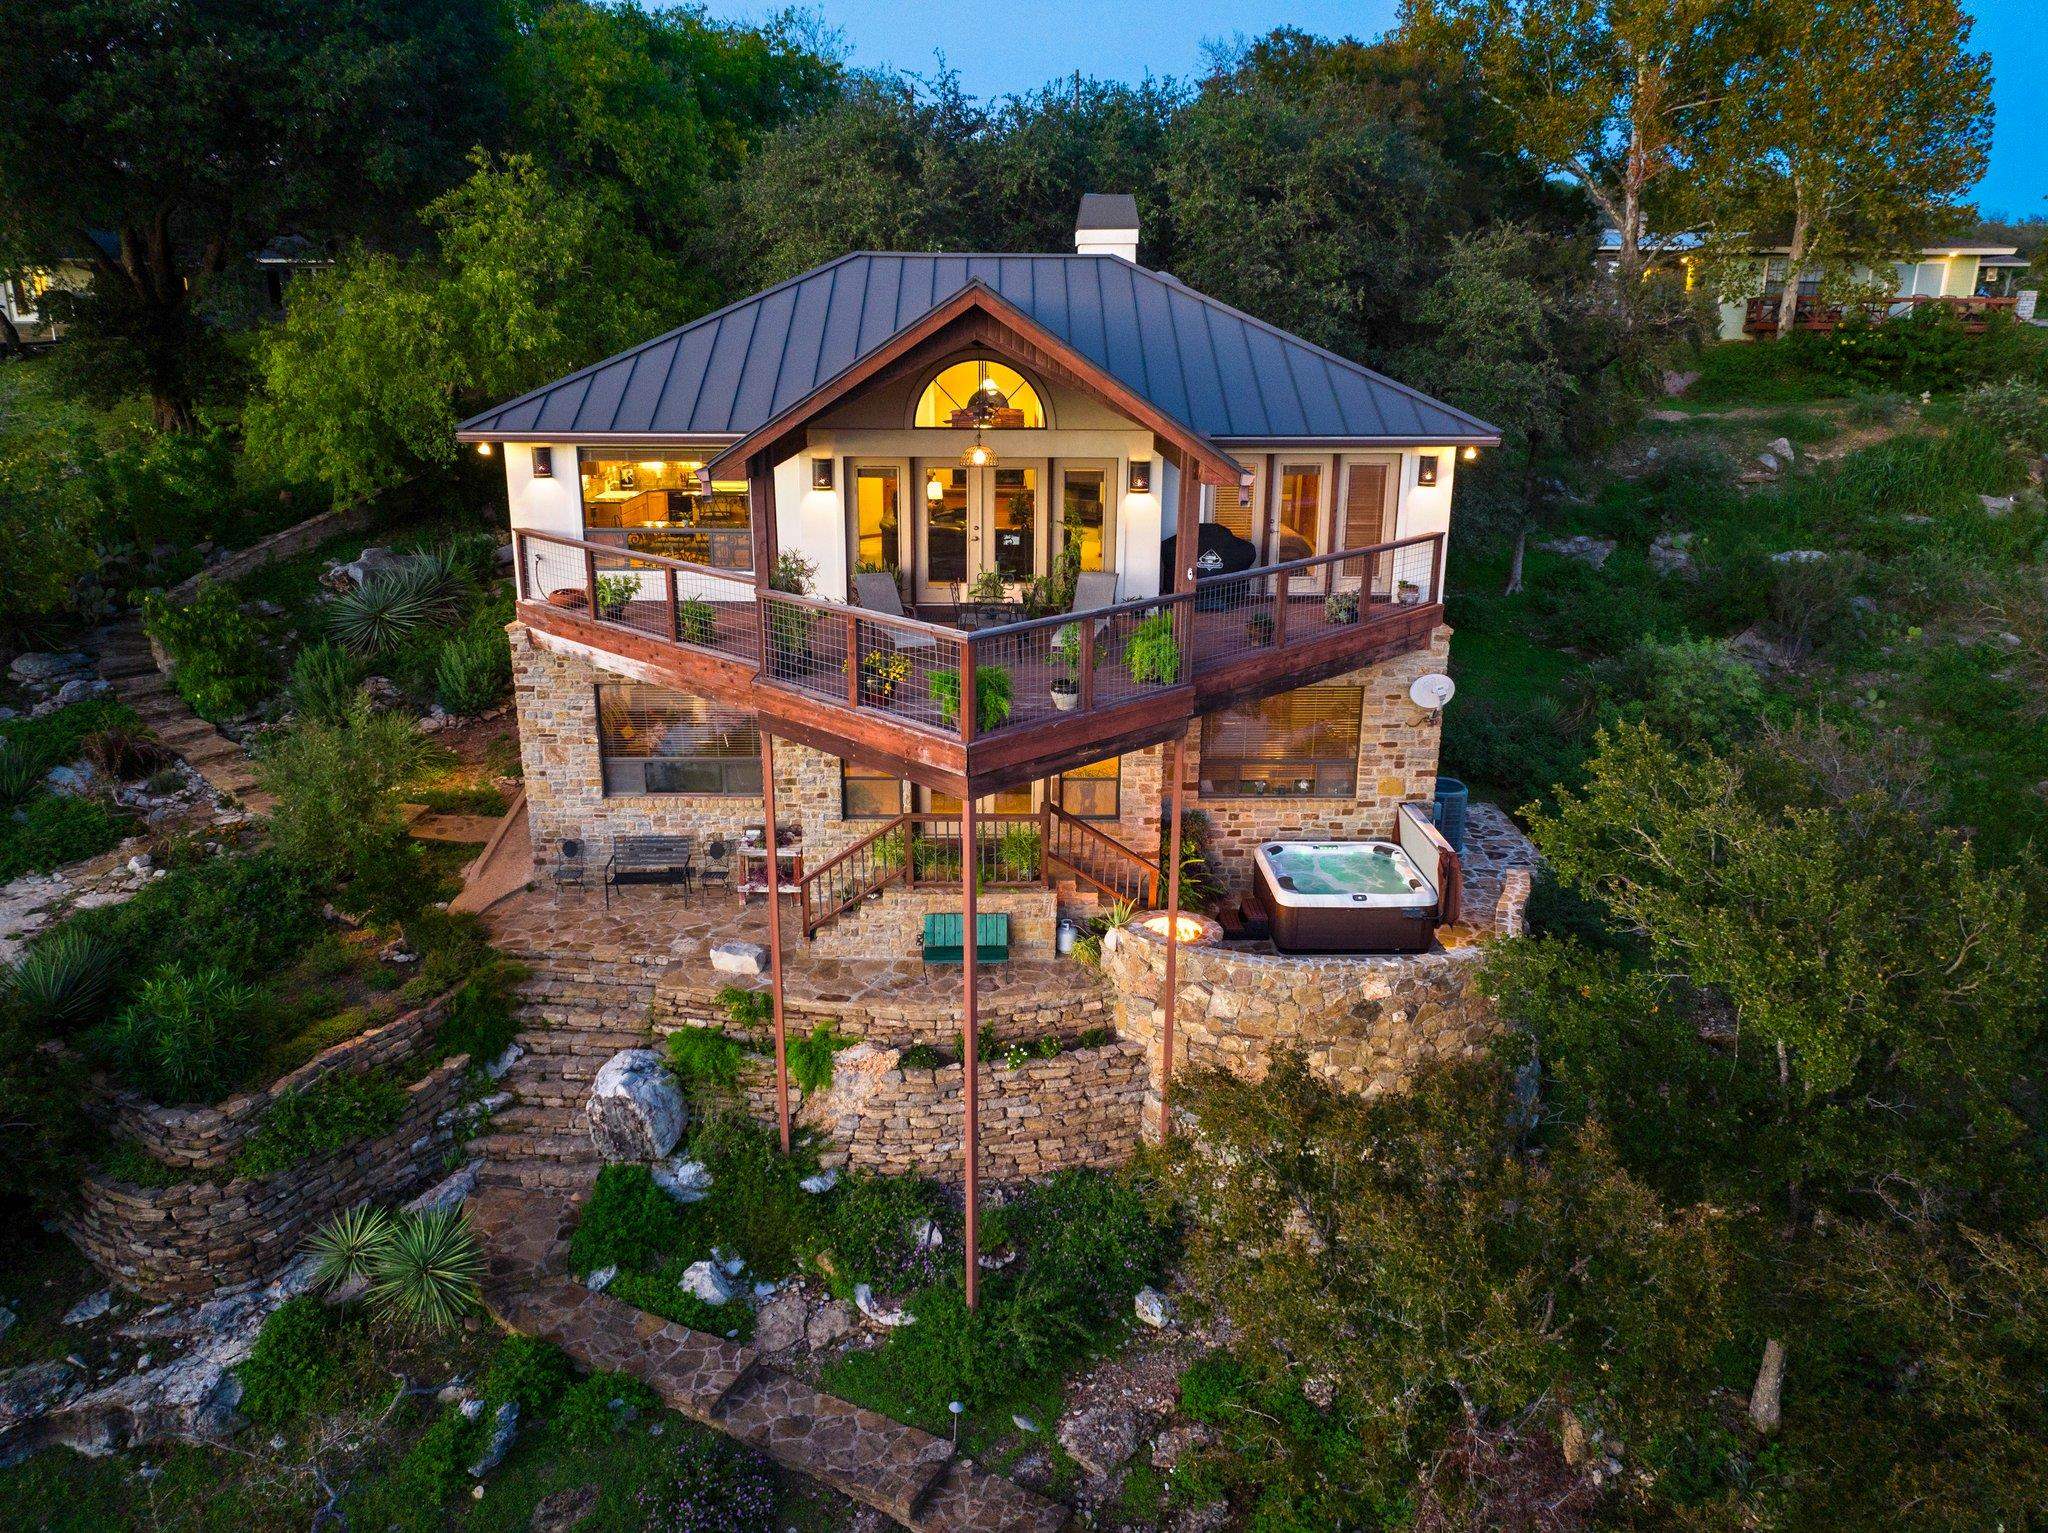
[653,970,1109,1049]
[801,885,1059,959]
[165,503,382,601]
[66,1056,476,1301]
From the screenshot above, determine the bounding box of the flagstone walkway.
[468,1182,1071,1532]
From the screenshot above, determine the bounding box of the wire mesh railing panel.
[520,535,590,612]
[1189,535,1442,673]
[958,619,1068,735]
[759,593,848,702]
[903,813,1043,887]
[518,531,760,666]
[850,616,965,734]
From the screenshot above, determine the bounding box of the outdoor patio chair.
[553,838,588,891]
[696,838,732,897]
[853,572,938,652]
[1069,571,1120,635]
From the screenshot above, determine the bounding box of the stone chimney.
[1074,193,1140,263]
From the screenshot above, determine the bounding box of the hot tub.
[1253,840,1440,953]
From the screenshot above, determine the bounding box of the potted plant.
[1397,579,1422,604]
[677,595,716,646]
[1050,643,1079,712]
[1246,610,1276,646]
[860,648,910,704]
[1125,610,1180,685]
[595,574,638,621]
[1324,588,1361,625]
[764,552,818,670]
[961,568,1011,627]
[931,663,1014,733]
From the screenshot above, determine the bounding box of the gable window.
[596,684,761,796]
[841,761,905,819]
[579,452,752,571]
[914,360,1045,429]
[1199,683,1362,798]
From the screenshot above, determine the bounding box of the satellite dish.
[1410,673,1456,711]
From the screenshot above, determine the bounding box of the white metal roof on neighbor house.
[456,252,1499,446]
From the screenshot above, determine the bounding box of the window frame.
[840,760,906,820]
[911,356,1050,430]
[1197,683,1364,800]
[1054,756,1120,820]
[1054,460,1117,575]
[576,448,754,573]
[594,683,762,798]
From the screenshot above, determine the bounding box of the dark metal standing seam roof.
[455,253,1500,444]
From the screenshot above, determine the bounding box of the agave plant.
[0,742,39,806]
[82,726,173,783]
[326,563,465,658]
[366,1208,483,1332]
[6,926,118,1031]
[305,1203,395,1289]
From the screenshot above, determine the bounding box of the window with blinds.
[1198,683,1362,798]
[840,760,904,819]
[1056,755,1120,819]
[595,684,761,796]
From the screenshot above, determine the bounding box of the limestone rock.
[1151,1422,1213,1470]
[753,1289,808,1354]
[679,1261,736,1306]
[1134,1287,1174,1328]
[1057,1404,1147,1479]
[853,1283,914,1328]
[651,1156,712,1203]
[805,1299,857,1351]
[1536,535,1615,569]
[0,1360,82,1431]
[1766,436,1795,461]
[1770,548,1827,565]
[467,1400,519,1477]
[9,653,86,683]
[1648,531,1694,577]
[709,941,768,977]
[585,1050,685,1161]
[799,1167,839,1194]
[530,1485,599,1532]
[62,1290,113,1327]
[584,1266,617,1293]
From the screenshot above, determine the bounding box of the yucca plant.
[306,1203,395,1289]
[0,742,39,806]
[366,1208,483,1332]
[6,926,118,1031]
[326,563,464,658]
[288,641,364,724]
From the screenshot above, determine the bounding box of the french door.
[1334,455,1399,596]
[915,463,1044,605]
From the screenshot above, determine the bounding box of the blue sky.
[701,0,2046,218]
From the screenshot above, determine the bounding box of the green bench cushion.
[921,912,1010,963]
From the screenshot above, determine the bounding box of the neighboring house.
[460,194,1496,945]
[1596,231,2037,338]
[0,253,94,346]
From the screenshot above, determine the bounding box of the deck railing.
[797,810,1066,936]
[1744,293,2019,333]
[518,525,1445,746]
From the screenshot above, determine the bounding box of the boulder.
[62,1290,113,1327]
[679,1260,737,1306]
[853,1283,914,1328]
[1766,436,1795,461]
[1659,369,1699,397]
[0,1360,82,1431]
[531,1486,599,1533]
[1134,1287,1175,1329]
[466,1401,519,1477]
[806,1300,857,1351]
[1647,531,1695,577]
[9,653,85,683]
[1536,535,1615,569]
[586,1050,686,1161]
[52,679,103,708]
[799,1167,839,1194]
[753,1289,808,1354]
[1057,1404,1147,1479]
[584,1265,617,1293]
[1981,493,2017,516]
[651,1156,713,1203]
[1151,1422,1214,1471]
[44,763,96,798]
[709,941,768,977]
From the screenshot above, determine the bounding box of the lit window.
[579,452,752,571]
[915,360,1045,429]
[841,761,904,819]
[853,465,900,572]
[596,684,760,796]
[1060,469,1109,572]
[1199,683,1361,798]
[1056,756,1120,819]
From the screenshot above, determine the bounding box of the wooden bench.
[920,912,1010,964]
[603,835,695,908]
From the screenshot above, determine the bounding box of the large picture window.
[1055,756,1120,819]
[596,685,760,796]
[914,359,1045,428]
[579,452,752,571]
[1198,683,1361,799]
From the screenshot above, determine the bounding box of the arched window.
[914,359,1046,429]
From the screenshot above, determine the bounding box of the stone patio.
[468,1183,1071,1532]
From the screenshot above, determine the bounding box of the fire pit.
[1131,911,1223,947]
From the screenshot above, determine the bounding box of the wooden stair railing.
[1045,805,1161,907]
[798,814,912,939]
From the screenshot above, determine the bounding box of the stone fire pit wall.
[706,1037,1148,1180]
[1100,923,1498,1129]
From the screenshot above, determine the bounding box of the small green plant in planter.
[930,664,1014,733]
[764,551,819,669]
[1246,610,1276,646]
[961,568,1011,626]
[677,595,717,645]
[595,573,638,619]
[1323,588,1361,626]
[861,648,911,703]
[1125,610,1180,684]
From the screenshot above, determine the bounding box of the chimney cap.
[1075,193,1139,232]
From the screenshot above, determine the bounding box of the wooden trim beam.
[960,793,981,1310]
[759,728,791,1154]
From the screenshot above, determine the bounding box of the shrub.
[234,1071,408,1178]
[379,1404,479,1514]
[482,1333,572,1416]
[569,1163,686,1275]
[1125,609,1180,684]
[0,697,137,779]
[667,1027,750,1090]
[929,664,1014,733]
[716,984,771,1027]
[677,596,716,645]
[1590,637,1768,753]
[689,1112,816,1277]
[325,561,465,657]
[556,1371,660,1448]
[92,963,257,1103]
[107,848,317,983]
[1965,377,2048,453]
[0,793,130,881]
[80,725,171,783]
[402,907,495,992]
[433,965,520,1066]
[0,1015,92,1212]
[237,1295,362,1432]
[432,627,510,715]
[633,1435,780,1532]
[287,640,363,724]
[258,700,435,917]
[608,1268,754,1340]
[810,1171,949,1293]
[142,580,273,720]
[1178,1353,1251,1424]
[364,1208,482,1333]
[788,1022,849,1094]
[5,925,117,1032]
[898,1042,947,1070]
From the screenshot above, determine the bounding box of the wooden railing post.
[958,641,977,744]
[1428,533,1445,604]
[1039,798,1052,888]
[1273,576,1289,648]
[583,546,599,616]
[664,567,679,641]
[1078,620,1096,712]
[845,612,861,708]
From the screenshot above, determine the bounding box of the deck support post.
[961,793,981,1309]
[758,728,791,1154]
[1159,732,1187,1142]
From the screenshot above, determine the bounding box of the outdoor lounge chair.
[852,573,937,651]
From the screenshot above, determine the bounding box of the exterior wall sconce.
[1417,453,1438,487]
[531,445,553,478]
[475,442,493,458]
[1461,445,1480,462]
[1128,457,1153,493]
[811,456,835,491]
[1238,472,1255,507]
